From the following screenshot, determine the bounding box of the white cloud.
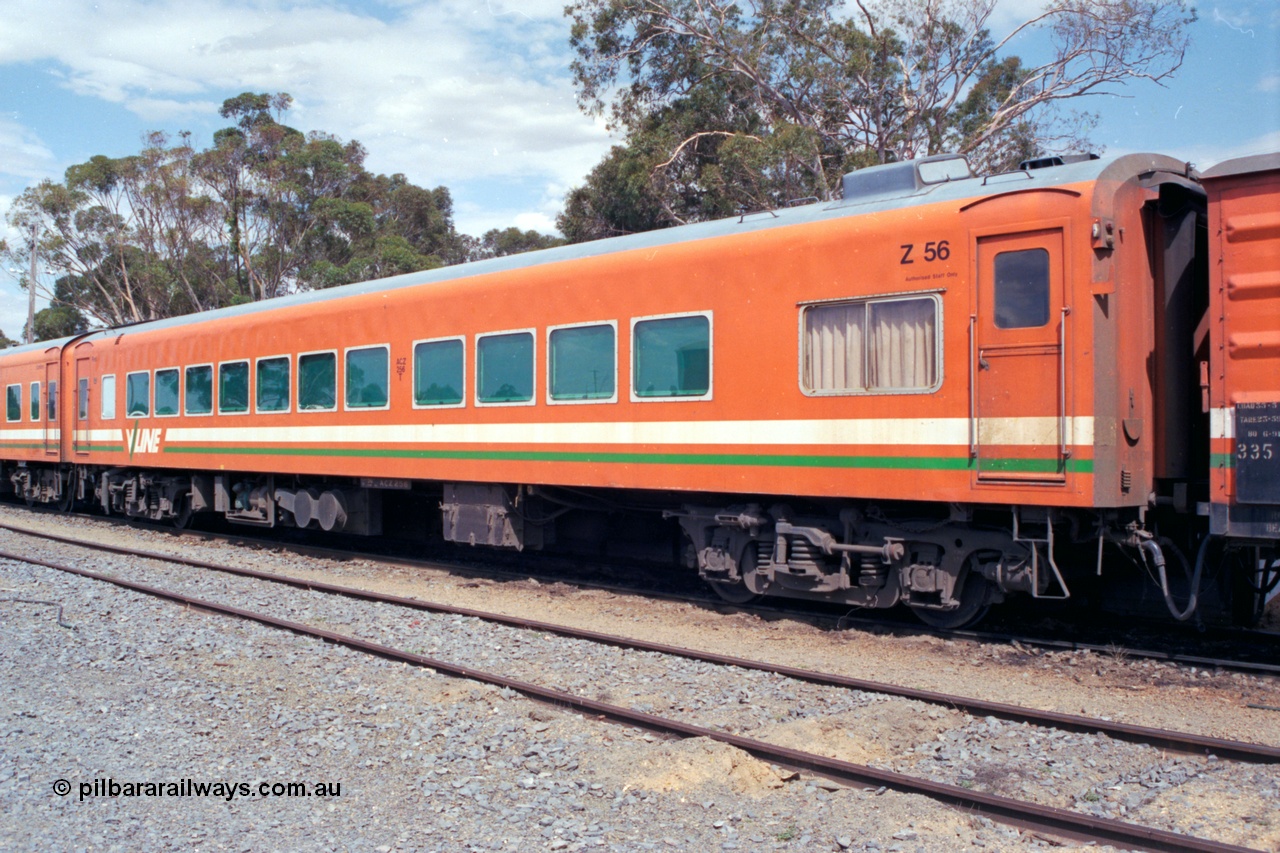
[1180,130,1280,172]
[0,0,615,235]
[512,211,558,233]
[125,98,224,124]
[0,117,56,183]
[0,282,34,343]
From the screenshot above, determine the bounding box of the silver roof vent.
[840,154,972,202]
[1018,152,1100,171]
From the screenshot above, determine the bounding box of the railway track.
[0,522,1275,851]
[3,517,1276,765]
[11,507,1280,677]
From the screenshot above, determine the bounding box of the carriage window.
[30,382,40,421]
[78,379,89,421]
[48,381,57,421]
[994,248,1050,329]
[218,362,249,414]
[804,303,864,393]
[298,352,336,411]
[633,314,710,398]
[477,332,533,404]
[803,296,939,393]
[550,324,615,402]
[346,346,389,409]
[185,365,213,415]
[101,375,116,420]
[154,369,179,416]
[126,372,150,417]
[256,356,290,413]
[414,339,464,407]
[6,385,20,422]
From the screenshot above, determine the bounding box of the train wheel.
[909,568,993,630]
[706,545,761,605]
[707,578,760,605]
[171,494,193,530]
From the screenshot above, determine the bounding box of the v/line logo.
[124,426,163,456]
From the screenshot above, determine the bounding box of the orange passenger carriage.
[0,337,76,490]
[0,150,1275,626]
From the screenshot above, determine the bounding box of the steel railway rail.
[9,508,1280,677]
[0,537,1268,853]
[2,519,1278,765]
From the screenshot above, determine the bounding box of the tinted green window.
[346,347,389,408]
[185,366,213,415]
[477,332,533,403]
[219,362,249,414]
[994,249,1050,329]
[633,315,710,398]
[550,324,615,401]
[29,382,39,421]
[6,385,20,422]
[78,379,89,421]
[47,381,56,421]
[298,352,336,411]
[414,340,464,406]
[257,357,290,412]
[126,373,150,417]
[154,369,179,416]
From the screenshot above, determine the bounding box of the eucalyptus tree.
[561,0,1196,238]
[6,132,232,327]
[3,93,471,326]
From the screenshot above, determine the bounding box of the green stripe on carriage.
[976,458,1080,474]
[1210,452,1236,469]
[162,444,1094,473]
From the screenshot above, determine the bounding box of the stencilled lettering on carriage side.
[1234,402,1280,504]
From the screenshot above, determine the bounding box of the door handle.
[1060,306,1071,460]
[968,315,977,459]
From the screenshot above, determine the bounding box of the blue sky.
[0,0,1277,338]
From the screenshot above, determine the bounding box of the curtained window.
[804,296,938,393]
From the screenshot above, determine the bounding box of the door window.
[994,248,1050,329]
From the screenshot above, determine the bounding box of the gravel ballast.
[1,510,1277,851]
